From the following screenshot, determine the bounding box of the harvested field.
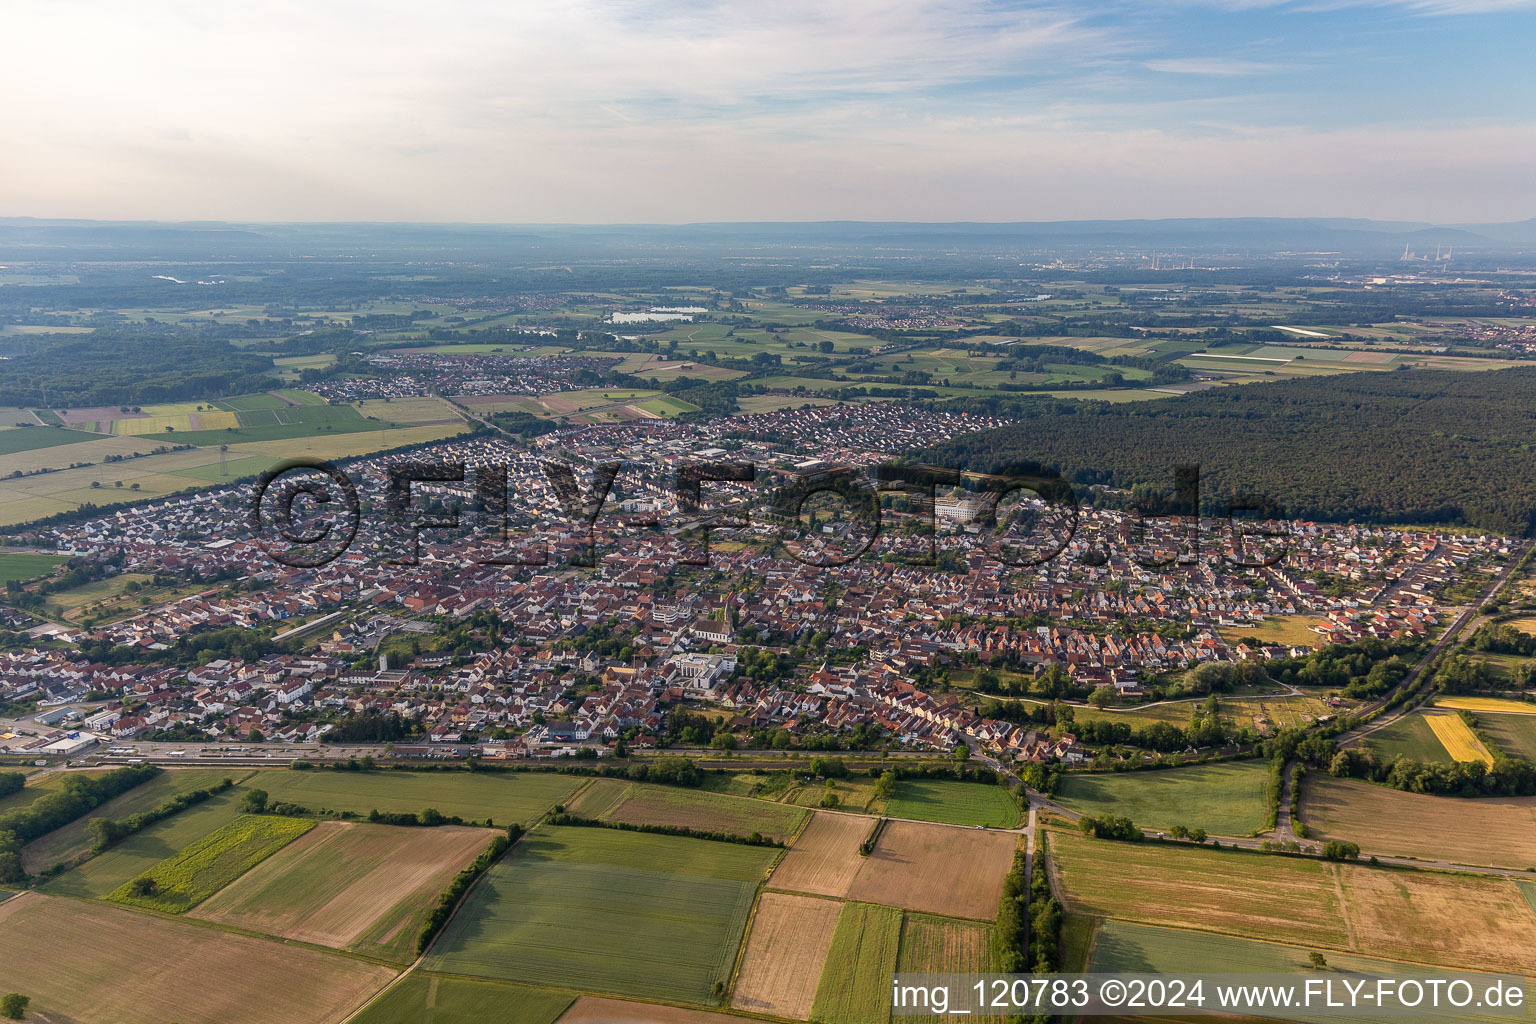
[1300,774,1536,868]
[1437,696,1536,715]
[0,892,394,1024]
[190,820,495,962]
[1338,863,1536,974]
[1424,711,1494,765]
[423,826,776,1004]
[1050,826,1350,948]
[732,892,841,1019]
[846,819,1015,920]
[809,902,902,1024]
[353,974,572,1024]
[768,810,869,897]
[566,778,807,842]
[559,996,746,1024]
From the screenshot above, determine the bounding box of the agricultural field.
[43,783,254,898]
[353,974,573,1024]
[1050,826,1351,948]
[21,767,243,874]
[1300,774,1536,869]
[560,997,746,1024]
[846,820,1016,920]
[1053,762,1273,836]
[1053,826,1536,973]
[423,826,776,1003]
[0,551,66,584]
[0,423,103,455]
[566,778,808,841]
[1423,711,1494,765]
[1435,696,1536,715]
[1476,711,1536,760]
[109,814,315,913]
[767,810,871,897]
[252,767,584,826]
[1337,863,1536,974]
[190,820,495,962]
[0,770,67,814]
[1088,919,1524,1024]
[354,396,464,425]
[883,778,1021,828]
[731,891,842,1019]
[0,892,395,1024]
[807,902,903,1024]
[895,913,1003,1024]
[1359,711,1453,762]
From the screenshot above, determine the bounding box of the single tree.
[0,993,27,1019]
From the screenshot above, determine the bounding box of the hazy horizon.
[3,0,1535,225]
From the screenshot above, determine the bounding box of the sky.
[1,0,1533,223]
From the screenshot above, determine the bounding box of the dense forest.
[928,367,1536,535]
[0,327,278,407]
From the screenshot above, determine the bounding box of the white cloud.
[1143,57,1286,74]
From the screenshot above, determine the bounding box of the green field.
[1088,920,1522,1024]
[1521,881,1536,917]
[161,403,394,446]
[21,768,244,874]
[1052,762,1273,835]
[0,551,66,584]
[108,814,314,913]
[0,426,103,456]
[353,973,573,1024]
[1360,713,1450,762]
[253,768,584,826]
[0,771,67,815]
[809,902,903,1024]
[883,779,1021,828]
[1478,712,1536,760]
[423,825,775,1003]
[566,778,808,842]
[43,784,253,898]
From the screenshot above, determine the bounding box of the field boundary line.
[1329,863,1359,951]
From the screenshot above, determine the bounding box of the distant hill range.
[0,216,1532,259]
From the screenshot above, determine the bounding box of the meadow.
[883,778,1021,827]
[21,767,243,874]
[0,551,66,584]
[565,778,808,842]
[1359,712,1451,762]
[1476,711,1536,760]
[109,813,315,913]
[1052,762,1273,836]
[43,784,253,898]
[252,767,585,825]
[190,820,495,962]
[423,826,776,1003]
[1300,774,1536,869]
[353,974,574,1024]
[0,424,102,455]
[807,902,902,1024]
[0,892,395,1024]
